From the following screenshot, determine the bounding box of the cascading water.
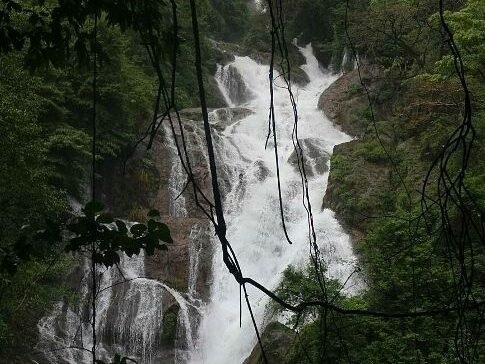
[215,65,235,108]
[340,47,358,73]
[36,130,201,363]
[37,252,167,363]
[36,43,360,364]
[167,123,189,218]
[37,247,201,363]
[189,44,361,364]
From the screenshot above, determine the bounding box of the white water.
[189,44,361,364]
[215,64,236,108]
[340,47,358,74]
[37,158,199,364]
[37,44,360,364]
[167,123,189,217]
[37,252,166,363]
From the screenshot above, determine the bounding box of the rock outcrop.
[243,322,296,364]
[320,65,391,241]
[95,113,219,360]
[287,138,330,177]
[100,117,215,292]
[323,141,391,241]
[210,39,310,86]
[144,216,212,299]
[318,65,383,138]
[220,64,254,105]
[210,107,254,131]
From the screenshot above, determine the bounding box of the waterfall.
[215,65,235,107]
[341,48,350,74]
[37,248,196,363]
[189,44,361,364]
[188,225,204,297]
[36,43,360,364]
[167,123,188,217]
[340,47,361,74]
[36,125,201,363]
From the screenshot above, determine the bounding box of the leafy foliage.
[277,259,459,363]
[65,202,172,267]
[275,0,485,362]
[434,0,485,80]
[0,0,171,69]
[0,0,482,362]
[206,0,250,42]
[0,1,174,359]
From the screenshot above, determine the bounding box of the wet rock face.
[287,138,330,177]
[318,65,383,138]
[179,107,253,131]
[170,108,258,204]
[179,108,215,121]
[165,118,214,220]
[243,322,296,364]
[210,107,254,131]
[253,160,270,182]
[144,217,212,299]
[219,64,253,105]
[101,118,215,297]
[92,120,215,362]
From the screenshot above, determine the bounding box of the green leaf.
[93,252,104,263]
[125,245,141,257]
[68,236,87,250]
[155,223,173,243]
[103,250,121,268]
[147,209,160,217]
[115,220,128,234]
[84,200,104,216]
[97,213,114,224]
[102,250,121,267]
[130,223,147,237]
[147,219,156,232]
[67,219,90,234]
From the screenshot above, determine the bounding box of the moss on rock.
[161,304,180,347]
[243,322,296,364]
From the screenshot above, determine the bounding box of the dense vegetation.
[0,0,483,362]
[0,0,251,360]
[274,0,485,363]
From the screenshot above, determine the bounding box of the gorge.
[35,44,360,363]
[1,0,483,363]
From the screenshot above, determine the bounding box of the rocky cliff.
[318,65,384,138]
[243,322,295,364]
[32,114,221,363]
[318,66,394,240]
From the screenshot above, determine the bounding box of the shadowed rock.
[210,107,253,131]
[287,138,330,176]
[253,160,271,182]
[218,64,253,105]
[318,65,383,137]
[243,322,295,364]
